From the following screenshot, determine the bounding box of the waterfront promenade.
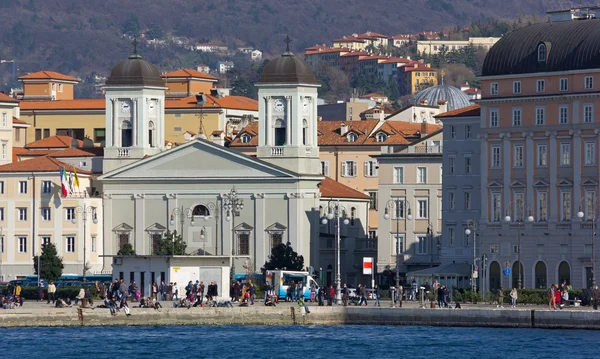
[1,299,599,329]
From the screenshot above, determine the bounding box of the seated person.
[297,296,310,314]
[265,295,276,306]
[239,291,250,306]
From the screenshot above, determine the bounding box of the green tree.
[122,14,142,37]
[261,242,304,274]
[154,230,188,255]
[117,243,136,255]
[146,23,165,39]
[33,243,64,282]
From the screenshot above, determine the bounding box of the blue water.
[3,325,598,358]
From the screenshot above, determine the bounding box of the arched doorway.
[326,264,333,287]
[489,261,501,292]
[558,261,570,286]
[512,261,524,289]
[535,261,547,289]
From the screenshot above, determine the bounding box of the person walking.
[37,284,44,302]
[496,287,504,308]
[358,284,367,306]
[249,282,256,305]
[592,285,600,310]
[341,284,349,307]
[411,279,417,301]
[397,285,403,307]
[327,285,335,306]
[555,285,562,309]
[152,282,158,301]
[374,285,381,307]
[547,284,556,310]
[510,288,518,308]
[47,281,56,304]
[437,285,445,308]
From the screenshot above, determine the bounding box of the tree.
[146,23,165,40]
[154,230,188,255]
[261,242,304,274]
[117,243,136,256]
[122,14,142,37]
[33,243,64,282]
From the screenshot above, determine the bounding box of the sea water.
[3,325,598,358]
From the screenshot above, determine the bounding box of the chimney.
[340,122,349,136]
[420,98,428,105]
[378,108,386,122]
[437,100,448,114]
[212,131,225,146]
[421,121,429,138]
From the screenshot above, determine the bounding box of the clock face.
[302,98,309,112]
[121,101,131,113]
[273,99,285,112]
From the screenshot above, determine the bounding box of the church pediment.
[265,222,287,232]
[100,138,299,181]
[533,180,549,187]
[557,178,573,187]
[583,178,598,187]
[487,181,503,188]
[510,180,526,188]
[234,222,254,231]
[145,222,166,232]
[113,223,133,232]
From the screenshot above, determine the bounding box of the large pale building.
[417,37,500,55]
[478,17,600,290]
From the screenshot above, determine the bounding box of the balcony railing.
[117,148,131,158]
[271,147,284,156]
[413,144,443,154]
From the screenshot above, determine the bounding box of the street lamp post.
[504,204,534,289]
[224,187,244,281]
[71,204,98,282]
[578,196,600,288]
[383,198,412,288]
[464,219,477,294]
[321,199,349,305]
[170,206,194,255]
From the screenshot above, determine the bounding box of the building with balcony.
[478,16,600,290]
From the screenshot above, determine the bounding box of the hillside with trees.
[0,0,593,96]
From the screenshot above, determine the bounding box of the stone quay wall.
[0,306,598,329]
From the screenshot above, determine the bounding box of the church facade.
[99,48,370,282]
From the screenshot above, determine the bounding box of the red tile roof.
[19,71,79,82]
[46,147,100,158]
[0,93,17,103]
[25,136,83,149]
[305,48,350,55]
[463,88,481,94]
[403,66,437,73]
[360,93,386,99]
[320,177,370,199]
[162,69,218,81]
[12,147,30,163]
[0,155,92,174]
[333,36,365,43]
[340,51,370,57]
[435,104,481,118]
[12,118,29,125]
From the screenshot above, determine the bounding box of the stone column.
[265,96,271,146]
[526,132,534,211]
[132,98,137,147]
[109,99,116,147]
[479,134,489,222]
[254,193,266,271]
[573,130,582,211]
[103,194,113,269]
[549,131,558,222]
[285,96,292,145]
[502,133,511,210]
[134,194,145,254]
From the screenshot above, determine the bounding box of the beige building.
[0,93,20,166]
[373,130,443,279]
[417,37,500,55]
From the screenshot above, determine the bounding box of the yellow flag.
[73,168,80,188]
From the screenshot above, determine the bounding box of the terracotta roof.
[358,55,388,62]
[0,155,92,174]
[46,147,100,158]
[211,130,224,136]
[19,99,105,111]
[12,118,29,125]
[333,36,365,43]
[380,57,412,64]
[19,71,79,82]
[25,136,83,149]
[162,69,218,81]
[403,66,437,73]
[362,122,440,145]
[0,93,17,103]
[12,147,30,163]
[356,32,389,39]
[463,88,481,94]
[340,51,370,57]
[360,93,386,99]
[360,104,395,116]
[320,177,369,199]
[435,104,481,118]
[305,48,349,55]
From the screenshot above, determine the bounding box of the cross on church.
[132,38,139,55]
[284,35,292,52]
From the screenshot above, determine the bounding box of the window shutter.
[393,168,398,183]
[364,161,369,177]
[324,161,330,176]
[352,161,357,177]
[374,161,379,177]
[341,161,347,177]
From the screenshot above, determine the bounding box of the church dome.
[258,52,318,85]
[106,53,165,87]
[410,84,471,111]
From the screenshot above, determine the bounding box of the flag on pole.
[73,168,80,189]
[68,171,74,194]
[59,167,68,197]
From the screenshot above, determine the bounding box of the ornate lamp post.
[578,196,600,288]
[224,187,244,280]
[71,204,98,282]
[321,199,349,305]
[464,219,478,294]
[170,206,194,255]
[383,198,412,288]
[504,203,534,289]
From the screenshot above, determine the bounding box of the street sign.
[363,257,373,275]
[472,270,478,279]
[503,267,511,276]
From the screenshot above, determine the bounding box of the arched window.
[347,132,358,142]
[376,132,387,143]
[148,121,155,148]
[192,204,210,217]
[274,119,286,146]
[558,261,570,286]
[302,119,308,146]
[537,43,547,62]
[489,261,501,292]
[512,261,524,289]
[535,261,547,289]
[121,120,132,147]
[241,134,251,143]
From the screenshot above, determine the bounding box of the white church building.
[98,47,371,288]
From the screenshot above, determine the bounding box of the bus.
[266,270,320,300]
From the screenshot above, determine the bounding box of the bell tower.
[103,40,167,174]
[255,37,321,175]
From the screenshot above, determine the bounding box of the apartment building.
[417,37,501,55]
